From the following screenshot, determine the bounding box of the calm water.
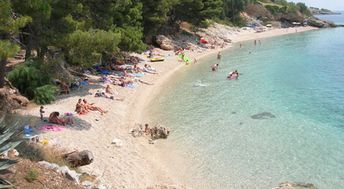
[148,16,344,189]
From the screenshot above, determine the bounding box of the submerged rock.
[273,182,318,189]
[251,112,276,120]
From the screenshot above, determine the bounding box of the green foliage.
[175,0,223,25]
[141,0,178,34]
[65,30,121,67]
[8,61,53,100]
[33,85,58,105]
[0,40,19,61]
[117,26,146,52]
[25,168,39,183]
[0,114,22,188]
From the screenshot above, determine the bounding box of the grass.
[25,168,39,183]
[17,143,74,169]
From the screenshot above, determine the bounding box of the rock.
[65,169,81,184]
[81,181,94,188]
[0,87,29,112]
[38,161,60,170]
[111,138,123,147]
[155,35,174,50]
[57,166,81,184]
[251,112,276,120]
[308,18,336,28]
[63,150,94,167]
[96,184,108,189]
[273,182,318,189]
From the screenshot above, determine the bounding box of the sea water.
[147,16,344,189]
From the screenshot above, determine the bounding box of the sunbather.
[75,99,88,115]
[49,112,73,126]
[82,99,107,115]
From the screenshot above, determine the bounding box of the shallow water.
[147,21,344,188]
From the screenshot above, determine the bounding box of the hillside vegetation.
[0,0,327,108]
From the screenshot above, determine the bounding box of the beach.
[19,26,318,189]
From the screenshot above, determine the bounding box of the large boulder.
[155,35,174,51]
[63,150,94,167]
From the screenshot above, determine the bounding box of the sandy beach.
[19,26,317,189]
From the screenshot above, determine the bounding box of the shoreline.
[19,26,318,188]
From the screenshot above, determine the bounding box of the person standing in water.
[211,63,219,71]
[217,51,222,60]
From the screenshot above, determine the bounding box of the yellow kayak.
[150,57,165,62]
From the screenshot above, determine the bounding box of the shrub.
[33,85,58,105]
[8,60,57,104]
[8,60,53,100]
[0,114,23,188]
[24,168,39,183]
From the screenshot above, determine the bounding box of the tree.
[0,0,30,88]
[65,30,121,67]
[141,0,178,35]
[11,0,79,59]
[174,0,223,25]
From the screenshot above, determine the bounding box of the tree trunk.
[0,58,7,88]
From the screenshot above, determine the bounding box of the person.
[49,112,66,125]
[194,58,198,64]
[60,81,70,94]
[254,40,257,46]
[143,64,157,74]
[83,99,107,115]
[211,63,219,72]
[227,70,239,80]
[240,43,242,48]
[144,123,150,134]
[105,85,114,94]
[39,106,45,121]
[75,99,88,115]
[217,51,222,60]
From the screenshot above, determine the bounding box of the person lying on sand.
[143,64,157,74]
[82,99,107,115]
[75,99,88,115]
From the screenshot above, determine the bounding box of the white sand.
[20,26,317,189]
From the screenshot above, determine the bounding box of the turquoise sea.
[148,15,344,189]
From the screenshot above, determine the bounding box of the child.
[39,106,45,121]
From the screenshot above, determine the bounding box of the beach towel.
[39,124,65,132]
[126,83,137,89]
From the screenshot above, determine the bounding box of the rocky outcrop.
[0,86,29,112]
[245,3,274,21]
[273,182,318,189]
[155,35,174,51]
[308,18,336,28]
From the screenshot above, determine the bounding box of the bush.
[33,85,58,105]
[25,168,39,183]
[8,60,53,100]
[117,26,146,52]
[8,60,57,104]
